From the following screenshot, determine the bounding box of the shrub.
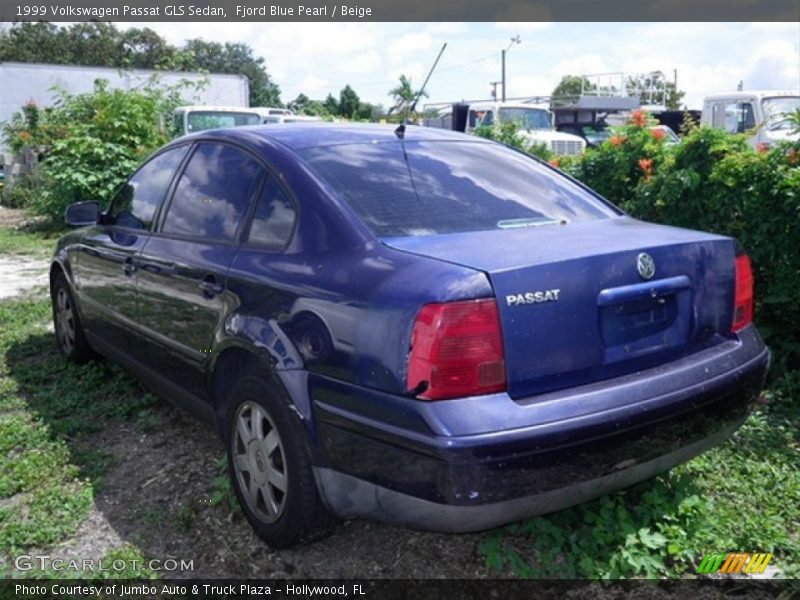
[563,111,800,372]
[560,110,670,207]
[474,122,553,161]
[2,77,197,219]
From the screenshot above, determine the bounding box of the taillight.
[407,299,506,400]
[732,254,753,332]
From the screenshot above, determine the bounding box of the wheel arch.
[208,342,313,439]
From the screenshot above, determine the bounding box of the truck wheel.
[224,374,337,548]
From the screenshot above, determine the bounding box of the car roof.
[181,123,486,151]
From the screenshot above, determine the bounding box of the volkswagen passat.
[51,124,769,547]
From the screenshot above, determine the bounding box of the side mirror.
[64,201,100,227]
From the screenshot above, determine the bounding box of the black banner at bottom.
[3,579,799,600]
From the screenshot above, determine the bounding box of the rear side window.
[246,177,296,250]
[109,145,188,230]
[161,143,264,242]
[299,140,616,237]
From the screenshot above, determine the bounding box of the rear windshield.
[298,140,616,237]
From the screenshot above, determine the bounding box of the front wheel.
[225,374,336,548]
[51,272,95,363]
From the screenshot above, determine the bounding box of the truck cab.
[172,105,262,136]
[701,91,799,149]
[467,102,586,156]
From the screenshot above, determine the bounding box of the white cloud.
[425,22,469,35]
[390,62,427,84]
[495,21,553,32]
[116,22,798,109]
[297,75,329,95]
[387,33,434,62]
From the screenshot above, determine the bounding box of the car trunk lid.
[385,217,737,399]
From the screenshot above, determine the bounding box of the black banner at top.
[1,0,799,22]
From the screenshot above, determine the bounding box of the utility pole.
[501,35,521,102]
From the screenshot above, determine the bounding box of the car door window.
[246,176,297,250]
[161,143,264,242]
[108,145,188,230]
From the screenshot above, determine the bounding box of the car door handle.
[122,257,137,276]
[198,278,224,298]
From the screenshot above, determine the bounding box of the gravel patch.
[0,256,49,300]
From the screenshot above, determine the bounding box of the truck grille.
[550,140,585,156]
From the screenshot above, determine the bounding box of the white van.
[701,91,799,149]
[466,102,586,156]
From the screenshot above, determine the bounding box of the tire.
[224,374,337,548]
[51,272,95,363]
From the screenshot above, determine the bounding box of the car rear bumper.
[310,328,769,532]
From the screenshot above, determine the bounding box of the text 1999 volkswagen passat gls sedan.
[51,124,769,547]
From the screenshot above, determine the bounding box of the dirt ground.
[66,408,493,579]
[0,208,494,579]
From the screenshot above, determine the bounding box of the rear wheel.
[225,374,336,547]
[51,272,94,363]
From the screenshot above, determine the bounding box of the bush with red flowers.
[561,111,800,372]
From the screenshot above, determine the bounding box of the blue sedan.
[50,124,769,547]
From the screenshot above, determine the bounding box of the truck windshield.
[762,97,800,131]
[186,111,260,132]
[299,140,617,237]
[498,108,551,130]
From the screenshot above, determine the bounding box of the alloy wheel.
[55,287,76,355]
[232,400,289,523]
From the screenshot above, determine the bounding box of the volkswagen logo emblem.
[637,252,656,280]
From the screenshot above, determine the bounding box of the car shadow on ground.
[5,330,492,579]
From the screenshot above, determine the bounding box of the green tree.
[181,39,282,107]
[117,27,180,69]
[60,22,120,67]
[0,22,69,63]
[288,93,310,114]
[627,73,686,110]
[0,23,282,108]
[303,100,330,117]
[388,74,427,120]
[338,85,360,119]
[323,94,340,116]
[4,78,198,219]
[550,75,596,106]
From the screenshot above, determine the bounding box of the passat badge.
[506,289,560,307]
[637,253,656,280]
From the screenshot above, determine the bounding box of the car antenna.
[395,42,448,140]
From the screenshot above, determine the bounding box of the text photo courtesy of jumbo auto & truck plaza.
[0,0,799,598]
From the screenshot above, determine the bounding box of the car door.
[134,141,266,401]
[74,145,189,356]
[223,173,304,375]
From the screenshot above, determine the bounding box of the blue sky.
[129,22,799,109]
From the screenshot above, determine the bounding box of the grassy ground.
[0,297,160,578]
[0,217,161,578]
[0,228,58,258]
[480,373,800,578]
[1,224,797,580]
